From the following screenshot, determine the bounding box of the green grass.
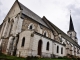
[0,53,78,60]
[38,58,68,60]
[0,54,68,60]
[0,53,25,60]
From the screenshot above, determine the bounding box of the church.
[0,0,80,58]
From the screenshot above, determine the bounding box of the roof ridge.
[42,16,80,48]
[18,1,42,19]
[17,1,49,28]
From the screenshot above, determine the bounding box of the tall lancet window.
[21,37,25,47]
[57,45,59,53]
[61,47,63,54]
[46,42,49,51]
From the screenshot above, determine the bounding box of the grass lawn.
[0,53,25,60]
[0,53,74,60]
[38,58,68,60]
[0,55,68,60]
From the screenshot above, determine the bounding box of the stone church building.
[0,0,80,58]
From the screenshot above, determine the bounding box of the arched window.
[61,47,63,54]
[57,45,59,53]
[44,32,46,36]
[43,31,47,36]
[28,23,35,30]
[38,40,43,55]
[46,42,49,51]
[29,25,32,29]
[21,37,25,47]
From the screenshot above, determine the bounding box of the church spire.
[67,14,78,43]
[69,15,74,31]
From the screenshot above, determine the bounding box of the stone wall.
[17,31,34,57]
[1,38,9,54]
[21,17,54,40]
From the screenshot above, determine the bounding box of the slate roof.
[17,1,49,28]
[17,0,80,48]
[42,16,80,48]
[69,15,74,31]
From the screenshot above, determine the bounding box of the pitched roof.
[16,0,80,48]
[42,16,80,48]
[17,1,49,28]
[69,15,74,31]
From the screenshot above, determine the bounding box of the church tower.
[67,15,78,43]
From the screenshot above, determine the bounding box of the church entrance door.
[38,40,42,56]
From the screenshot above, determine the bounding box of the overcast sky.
[0,0,80,45]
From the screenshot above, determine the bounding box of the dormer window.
[29,25,32,29]
[28,23,35,30]
[43,31,47,36]
[44,32,46,36]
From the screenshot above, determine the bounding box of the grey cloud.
[67,4,80,45]
[0,9,1,13]
[67,4,80,19]
[0,1,2,14]
[0,2,2,5]
[0,1,2,5]
[0,12,6,24]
